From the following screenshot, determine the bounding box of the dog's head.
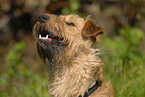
[33,14,104,65]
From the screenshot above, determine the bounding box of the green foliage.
[100,26,145,97]
[0,42,49,97]
[62,0,80,15]
[5,42,27,78]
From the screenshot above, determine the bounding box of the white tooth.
[39,35,42,39]
[39,35,49,39]
[46,35,48,39]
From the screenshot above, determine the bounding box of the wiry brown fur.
[33,14,114,97]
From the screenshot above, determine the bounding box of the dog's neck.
[48,43,102,97]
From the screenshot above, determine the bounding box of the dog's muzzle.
[36,14,68,65]
[37,14,67,46]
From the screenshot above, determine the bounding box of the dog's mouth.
[38,28,67,46]
[36,27,68,65]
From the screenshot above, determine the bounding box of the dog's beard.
[37,39,63,66]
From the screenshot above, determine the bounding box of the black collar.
[79,80,102,97]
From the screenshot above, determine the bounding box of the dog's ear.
[81,17,104,42]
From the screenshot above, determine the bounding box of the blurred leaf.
[70,0,80,11]
[7,42,25,63]
[119,26,143,45]
[62,0,80,15]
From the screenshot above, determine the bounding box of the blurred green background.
[0,0,145,97]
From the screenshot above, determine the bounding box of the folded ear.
[81,17,104,42]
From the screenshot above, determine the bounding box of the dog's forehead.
[60,15,85,29]
[61,15,84,23]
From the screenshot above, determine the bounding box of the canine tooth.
[46,35,48,39]
[39,35,42,38]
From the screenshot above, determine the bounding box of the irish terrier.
[33,14,114,97]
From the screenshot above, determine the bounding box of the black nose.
[39,15,49,23]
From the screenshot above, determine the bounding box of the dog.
[33,14,114,97]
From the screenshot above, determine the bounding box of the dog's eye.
[66,22,75,26]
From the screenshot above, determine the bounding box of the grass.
[101,26,145,97]
[0,42,49,97]
[0,27,144,97]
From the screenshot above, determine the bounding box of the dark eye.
[66,22,75,26]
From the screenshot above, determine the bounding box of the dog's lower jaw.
[48,47,102,97]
